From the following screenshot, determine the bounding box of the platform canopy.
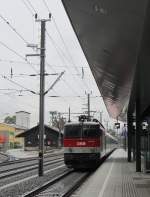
[62,0,148,120]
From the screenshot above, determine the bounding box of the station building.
[16,124,63,150]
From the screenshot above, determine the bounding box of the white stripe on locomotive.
[64,147,101,153]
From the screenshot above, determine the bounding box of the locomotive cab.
[63,120,103,169]
[63,116,117,170]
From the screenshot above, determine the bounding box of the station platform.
[72,149,150,197]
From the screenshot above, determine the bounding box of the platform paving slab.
[71,149,150,197]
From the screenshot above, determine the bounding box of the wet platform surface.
[72,149,150,197]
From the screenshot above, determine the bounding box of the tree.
[53,115,66,131]
[4,116,16,124]
[49,111,66,130]
[49,111,57,126]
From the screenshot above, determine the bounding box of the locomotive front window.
[83,125,100,138]
[64,125,82,138]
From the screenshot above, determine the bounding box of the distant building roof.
[16,124,62,137]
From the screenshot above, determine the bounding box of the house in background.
[16,124,63,150]
[15,111,30,148]
[0,111,30,151]
[16,111,30,129]
[0,123,15,151]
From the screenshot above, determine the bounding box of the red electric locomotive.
[63,116,118,169]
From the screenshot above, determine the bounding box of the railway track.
[0,150,115,197]
[0,154,63,170]
[0,152,9,163]
[0,152,63,167]
[0,164,68,197]
[23,170,90,197]
[21,149,115,197]
[0,156,64,179]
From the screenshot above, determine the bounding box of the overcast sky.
[0,0,116,129]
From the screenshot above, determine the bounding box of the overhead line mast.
[36,14,51,177]
[26,13,51,177]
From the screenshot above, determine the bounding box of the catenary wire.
[20,0,88,105]
[21,0,35,16]
[42,0,91,91]
[0,58,89,69]
[22,1,83,97]
[0,41,38,73]
[1,75,38,95]
[43,0,90,90]
[0,14,28,44]
[46,32,86,94]
[26,0,37,13]
[23,0,89,95]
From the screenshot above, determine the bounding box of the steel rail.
[0,156,63,174]
[22,170,74,197]
[22,149,116,197]
[0,152,63,166]
[0,158,64,179]
[62,172,91,197]
[0,153,9,163]
[62,149,116,197]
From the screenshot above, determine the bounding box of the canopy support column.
[127,111,132,162]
